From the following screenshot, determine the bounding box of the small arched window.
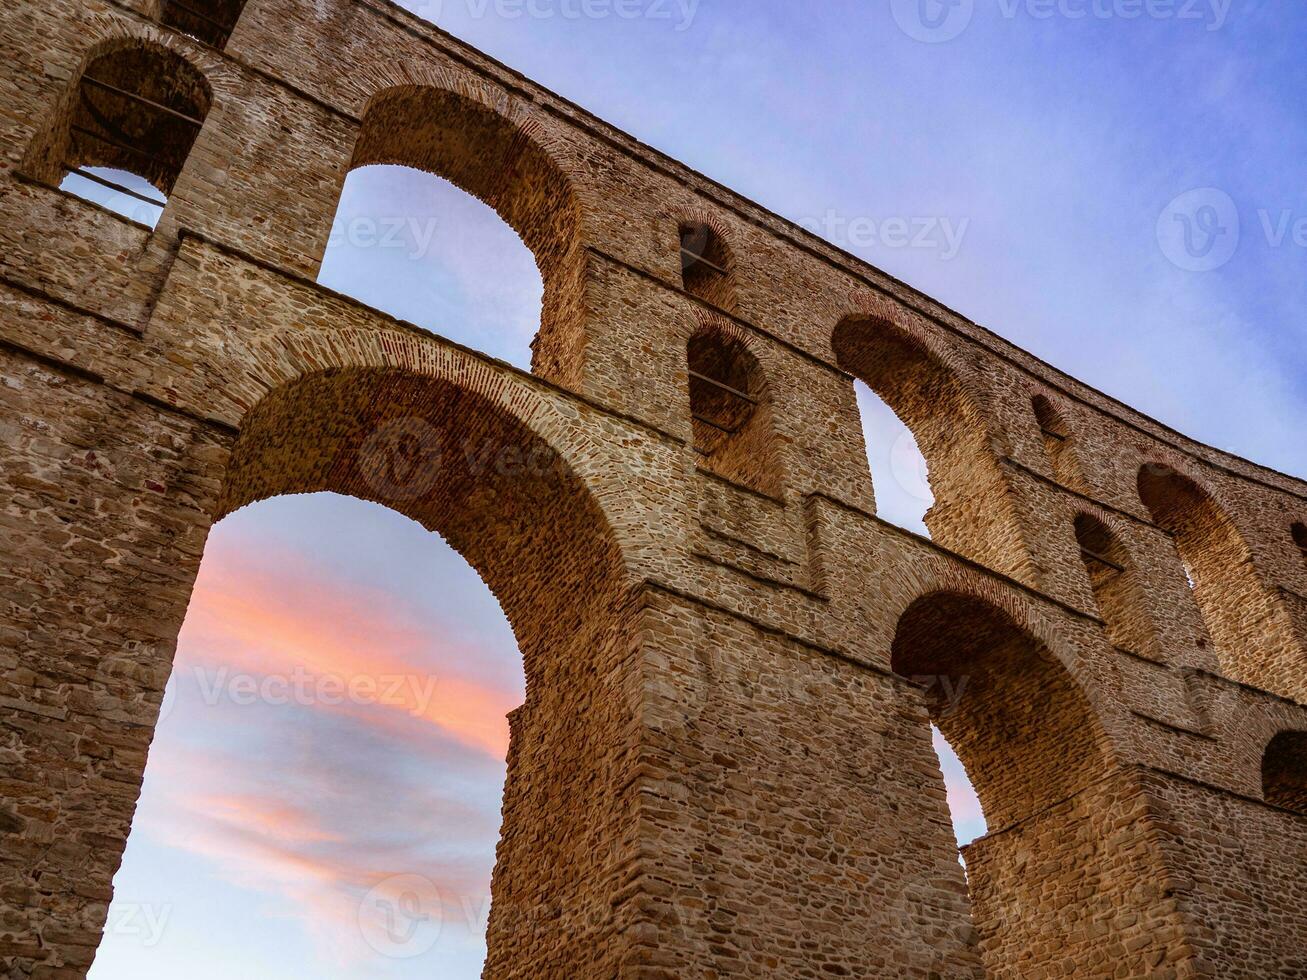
[53,44,211,226]
[680,222,736,313]
[687,325,779,495]
[1074,513,1155,657]
[1292,522,1307,570]
[1262,731,1307,816]
[160,0,247,49]
[1032,394,1085,491]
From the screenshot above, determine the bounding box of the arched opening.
[892,591,1113,972]
[1262,732,1307,816]
[88,493,522,976]
[31,41,211,227]
[1292,522,1307,571]
[317,164,543,369]
[853,380,933,537]
[88,363,631,977]
[1031,393,1086,492]
[688,323,781,495]
[892,592,1108,832]
[324,87,584,383]
[1074,513,1156,657]
[834,314,1029,579]
[679,221,736,313]
[1137,463,1275,687]
[159,0,247,49]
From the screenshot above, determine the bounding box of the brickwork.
[1,1,1306,977]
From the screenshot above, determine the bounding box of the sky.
[75,0,1306,976]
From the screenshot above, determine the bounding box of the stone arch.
[891,587,1123,975]
[1137,461,1290,692]
[185,335,638,974]
[335,82,586,386]
[23,34,213,198]
[1031,391,1087,492]
[686,310,782,495]
[1073,511,1158,658]
[1292,521,1307,571]
[1262,732,1307,816]
[677,211,737,313]
[218,367,627,667]
[891,589,1112,832]
[833,306,1032,581]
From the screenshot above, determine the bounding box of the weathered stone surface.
[1,1,1305,977]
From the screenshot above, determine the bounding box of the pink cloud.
[129,525,524,966]
[139,743,499,965]
[175,542,522,759]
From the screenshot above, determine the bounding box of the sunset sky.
[84,1,1306,976]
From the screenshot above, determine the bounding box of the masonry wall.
[1,0,1306,977]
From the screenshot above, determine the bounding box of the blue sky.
[82,1,1305,976]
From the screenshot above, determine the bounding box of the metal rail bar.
[680,246,729,277]
[1080,547,1125,574]
[688,369,757,405]
[692,412,738,436]
[80,76,205,129]
[64,165,167,208]
[71,124,173,167]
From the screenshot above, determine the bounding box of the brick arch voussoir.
[1027,384,1080,431]
[885,555,1126,751]
[1136,451,1265,568]
[221,325,630,549]
[688,306,752,350]
[1237,717,1307,800]
[677,206,737,247]
[347,64,593,208]
[1073,504,1133,552]
[836,291,999,442]
[68,18,236,106]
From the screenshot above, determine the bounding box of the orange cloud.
[175,543,522,759]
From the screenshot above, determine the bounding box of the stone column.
[0,346,229,978]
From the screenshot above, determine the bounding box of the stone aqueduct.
[1,1,1305,977]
